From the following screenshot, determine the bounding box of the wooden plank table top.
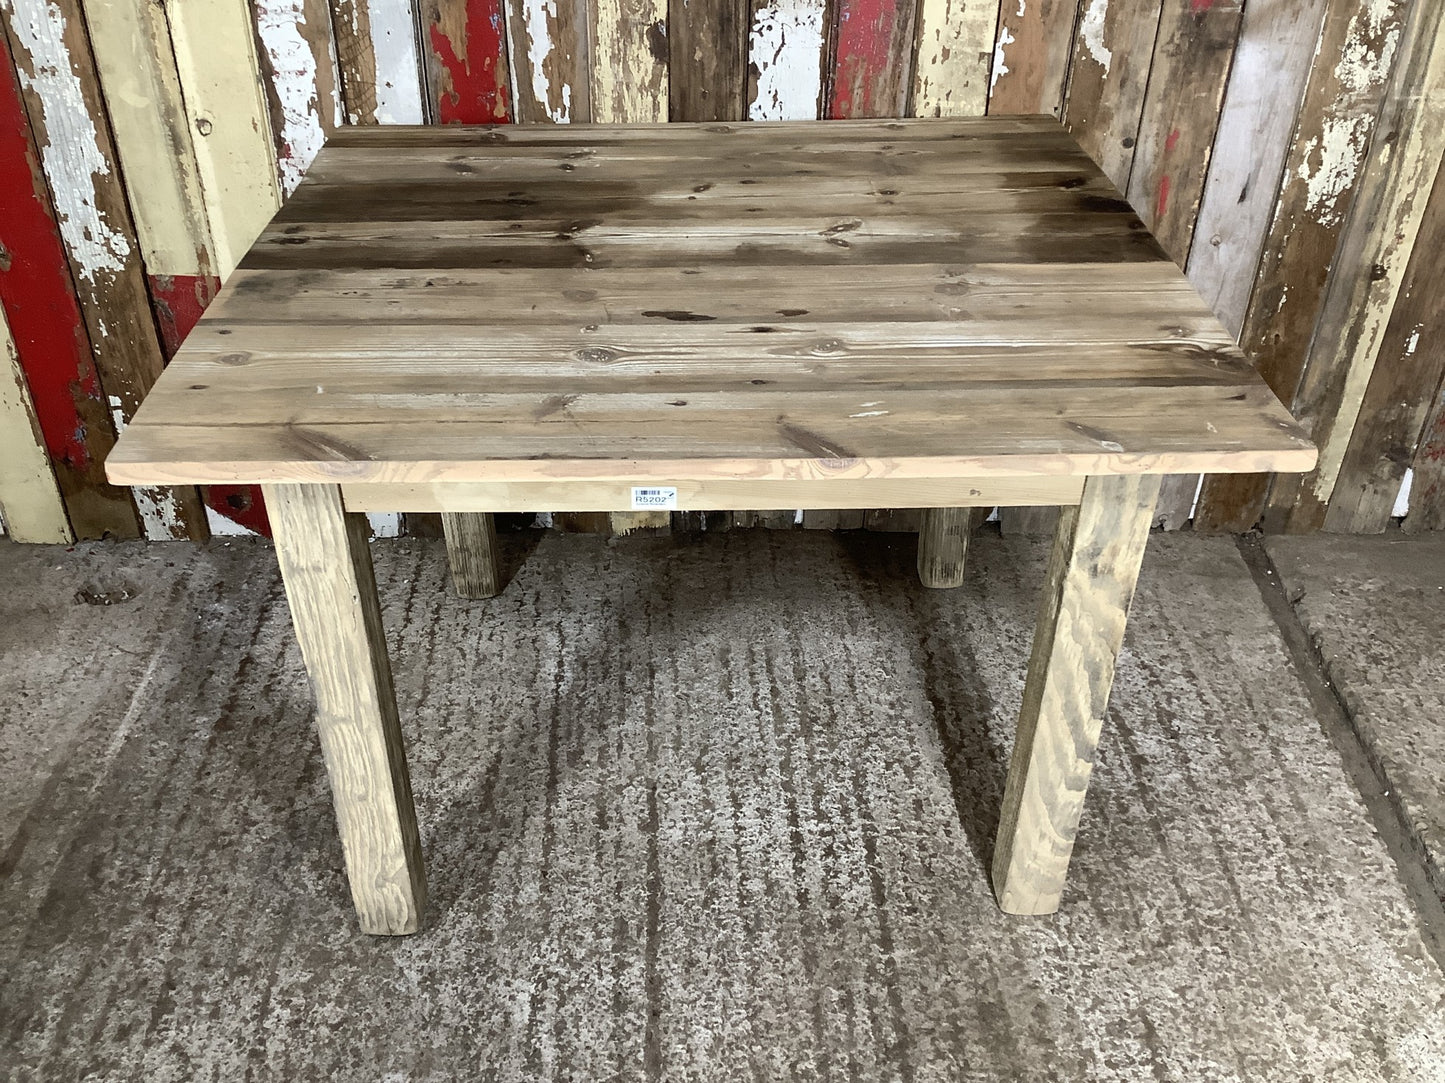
[105,118,1318,936]
[106,117,1314,489]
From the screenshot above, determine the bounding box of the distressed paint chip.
[255,0,330,195]
[1079,0,1113,71]
[7,0,131,281]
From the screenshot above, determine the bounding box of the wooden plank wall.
[2,0,1443,539]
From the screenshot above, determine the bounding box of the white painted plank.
[748,0,826,121]
[254,0,340,195]
[369,0,425,123]
[913,0,996,118]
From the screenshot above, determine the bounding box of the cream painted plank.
[912,0,997,118]
[590,0,667,124]
[168,0,283,278]
[82,0,215,277]
[992,472,1160,915]
[340,476,1086,511]
[0,310,72,542]
[747,0,826,121]
[266,481,426,934]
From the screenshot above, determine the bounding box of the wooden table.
[107,118,1315,934]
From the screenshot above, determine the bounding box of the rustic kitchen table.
[107,117,1315,934]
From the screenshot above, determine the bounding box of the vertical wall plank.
[331,0,427,123]
[1185,0,1331,339]
[1193,0,1409,532]
[1271,0,1445,532]
[84,0,267,535]
[912,0,995,117]
[168,0,284,278]
[3,0,206,540]
[508,0,591,122]
[592,0,668,123]
[254,0,342,195]
[827,0,917,119]
[1124,0,1244,265]
[0,31,131,538]
[1062,0,1166,190]
[0,306,72,542]
[988,0,1076,117]
[1328,158,1445,532]
[669,0,747,121]
[423,0,510,122]
[747,0,826,120]
[1402,372,1445,533]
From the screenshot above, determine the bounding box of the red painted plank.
[828,0,916,119]
[425,0,511,124]
[0,33,135,537]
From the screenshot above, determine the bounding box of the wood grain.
[1267,0,1445,532]
[421,0,511,123]
[4,0,205,540]
[340,475,1088,511]
[591,0,668,124]
[988,0,1077,117]
[1193,0,1409,532]
[0,26,133,538]
[669,0,747,122]
[107,120,1315,491]
[266,481,427,934]
[916,505,982,587]
[992,472,1161,915]
[440,510,500,596]
[1124,0,1244,266]
[508,0,591,123]
[827,0,917,119]
[1184,0,1330,338]
[1328,157,1445,533]
[1062,0,1166,190]
[912,0,995,118]
[1403,371,1445,533]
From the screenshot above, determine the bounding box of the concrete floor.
[1,529,1443,1082]
[1265,531,1445,907]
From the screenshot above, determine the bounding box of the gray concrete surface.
[1266,531,1445,904]
[2,530,1443,1082]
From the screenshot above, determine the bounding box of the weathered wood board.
[0,304,72,542]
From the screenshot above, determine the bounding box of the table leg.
[264,483,427,934]
[917,507,984,588]
[991,474,1161,915]
[441,512,501,598]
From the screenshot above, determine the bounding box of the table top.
[106,117,1315,488]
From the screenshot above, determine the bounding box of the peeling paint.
[429,0,511,123]
[991,25,1015,92]
[370,0,425,122]
[520,0,571,122]
[1295,0,1403,226]
[107,394,184,539]
[1079,0,1112,72]
[748,0,825,121]
[255,0,329,195]
[6,0,131,281]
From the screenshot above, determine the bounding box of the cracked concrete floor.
[2,529,1443,1082]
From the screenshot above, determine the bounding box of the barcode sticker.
[631,486,678,510]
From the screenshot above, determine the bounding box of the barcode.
[631,486,678,510]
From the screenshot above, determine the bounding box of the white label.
[630,486,678,510]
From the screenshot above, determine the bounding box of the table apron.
[338,477,1087,514]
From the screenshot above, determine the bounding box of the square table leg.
[991,473,1162,914]
[441,511,501,598]
[917,506,987,588]
[264,483,427,934]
